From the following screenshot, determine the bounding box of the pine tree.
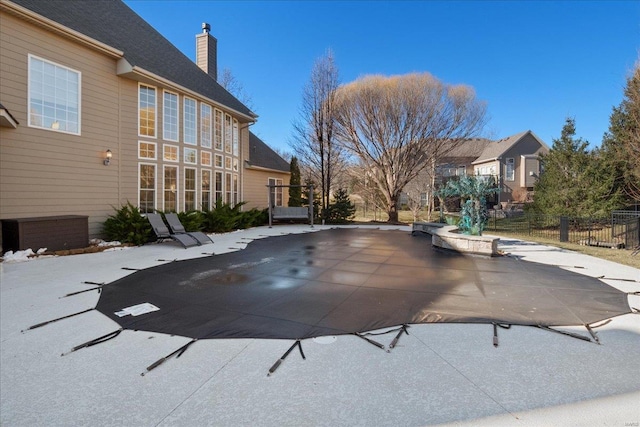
[326,188,356,223]
[288,157,303,207]
[532,118,620,217]
[601,63,640,203]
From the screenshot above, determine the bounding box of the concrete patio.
[1,224,639,426]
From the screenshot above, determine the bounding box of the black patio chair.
[164,213,213,245]
[146,213,199,248]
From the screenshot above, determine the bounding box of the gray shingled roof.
[472,130,540,164]
[11,0,255,119]
[248,132,290,172]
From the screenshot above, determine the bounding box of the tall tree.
[288,156,303,207]
[291,50,345,220]
[332,73,487,222]
[532,118,621,217]
[601,62,640,203]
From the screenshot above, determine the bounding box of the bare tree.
[403,168,433,222]
[291,50,346,219]
[333,73,487,222]
[218,67,254,111]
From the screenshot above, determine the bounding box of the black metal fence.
[488,209,640,250]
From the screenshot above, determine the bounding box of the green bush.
[103,202,152,245]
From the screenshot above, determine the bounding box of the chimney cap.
[202,22,211,34]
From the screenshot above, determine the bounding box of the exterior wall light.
[104,149,112,166]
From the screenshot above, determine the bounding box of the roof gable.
[9,0,255,119]
[472,130,547,164]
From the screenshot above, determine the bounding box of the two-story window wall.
[137,83,242,213]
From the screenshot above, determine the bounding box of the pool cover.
[95,228,632,341]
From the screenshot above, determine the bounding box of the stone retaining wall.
[412,222,499,256]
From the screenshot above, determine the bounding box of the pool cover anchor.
[141,338,199,376]
[268,340,306,376]
[492,323,511,347]
[389,325,410,351]
[22,308,95,332]
[536,325,593,343]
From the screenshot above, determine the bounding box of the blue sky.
[124,0,639,153]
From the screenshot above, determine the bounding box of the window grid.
[28,55,81,134]
[214,109,223,151]
[201,151,212,167]
[164,166,178,212]
[201,169,212,211]
[163,144,179,162]
[232,119,239,156]
[215,171,223,204]
[225,172,232,204]
[184,148,197,165]
[200,104,212,148]
[184,97,197,145]
[163,91,179,141]
[139,163,156,213]
[139,84,156,137]
[224,114,232,153]
[184,168,197,211]
[138,142,157,160]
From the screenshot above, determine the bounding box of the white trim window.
[232,118,239,156]
[225,156,232,170]
[224,114,232,154]
[233,158,239,172]
[214,109,223,151]
[201,169,212,211]
[28,55,81,134]
[164,165,178,212]
[214,171,223,204]
[225,172,232,204]
[201,151,212,167]
[183,97,197,145]
[184,148,197,165]
[138,141,157,160]
[200,103,212,148]
[506,158,515,181]
[215,153,223,169]
[163,90,179,141]
[139,163,156,213]
[184,168,197,211]
[233,174,239,206]
[268,178,283,207]
[138,84,156,137]
[163,144,179,162]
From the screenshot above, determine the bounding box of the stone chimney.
[196,22,217,81]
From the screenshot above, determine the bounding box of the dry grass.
[352,209,640,269]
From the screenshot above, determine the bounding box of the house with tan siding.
[0,0,288,250]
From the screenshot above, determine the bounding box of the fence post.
[560,216,569,242]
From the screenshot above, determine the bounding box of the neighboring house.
[471,130,549,204]
[243,132,291,210]
[401,130,549,207]
[0,0,287,244]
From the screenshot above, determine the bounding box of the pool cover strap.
[142,338,198,375]
[61,328,123,356]
[268,340,305,376]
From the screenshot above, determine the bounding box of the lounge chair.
[164,213,213,245]
[146,213,199,248]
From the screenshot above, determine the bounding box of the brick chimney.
[196,22,217,81]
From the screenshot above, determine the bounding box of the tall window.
[214,109,223,150]
[139,164,156,213]
[224,114,232,153]
[185,168,196,211]
[164,166,178,212]
[232,119,239,156]
[268,178,283,207]
[215,171,223,204]
[201,151,212,167]
[184,97,197,145]
[233,174,239,206]
[163,91,178,141]
[28,55,80,134]
[201,170,212,211]
[215,154,223,169]
[200,104,212,148]
[225,172,232,204]
[506,158,515,181]
[138,84,156,137]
